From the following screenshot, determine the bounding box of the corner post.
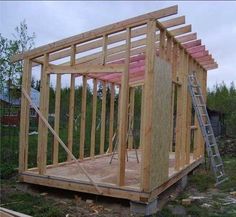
[19,58,32,173]
[117,27,131,186]
[140,19,156,191]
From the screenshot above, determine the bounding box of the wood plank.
[11,5,178,62]
[185,54,191,165]
[46,63,125,74]
[79,76,87,159]
[19,58,32,173]
[100,81,107,154]
[67,45,76,161]
[108,83,115,153]
[141,20,156,191]
[118,28,131,186]
[159,29,166,59]
[128,87,135,150]
[175,47,184,171]
[67,74,75,161]
[90,79,98,158]
[37,54,50,175]
[53,74,61,164]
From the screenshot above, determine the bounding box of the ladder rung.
[207,133,214,137]
[201,114,207,116]
[197,104,205,107]
[215,164,223,168]
[217,173,224,179]
[192,84,200,88]
[212,154,219,158]
[215,177,228,186]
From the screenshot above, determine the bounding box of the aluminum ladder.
[188,72,228,186]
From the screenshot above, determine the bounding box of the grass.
[158,154,236,217]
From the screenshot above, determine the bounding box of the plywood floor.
[28,150,195,189]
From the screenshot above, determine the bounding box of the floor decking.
[26,150,196,189]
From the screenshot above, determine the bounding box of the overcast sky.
[1,1,236,88]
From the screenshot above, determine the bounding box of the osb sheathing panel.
[150,57,172,190]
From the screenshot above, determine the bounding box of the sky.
[1,1,236,89]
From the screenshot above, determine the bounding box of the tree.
[0,20,35,91]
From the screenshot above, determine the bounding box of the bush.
[0,163,16,179]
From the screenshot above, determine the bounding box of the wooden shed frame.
[12,5,218,204]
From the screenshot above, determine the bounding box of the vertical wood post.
[100,81,107,154]
[117,27,131,186]
[19,58,32,173]
[79,75,87,159]
[67,45,76,160]
[90,79,97,158]
[185,53,191,165]
[141,20,156,191]
[37,53,50,175]
[128,87,135,150]
[53,74,61,164]
[139,85,145,150]
[175,47,185,170]
[108,83,115,153]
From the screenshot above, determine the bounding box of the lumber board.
[118,28,131,186]
[175,47,184,171]
[128,87,135,150]
[11,5,178,61]
[67,74,75,161]
[185,53,191,164]
[37,54,50,175]
[19,58,32,173]
[108,83,115,153]
[46,63,125,74]
[79,76,88,159]
[100,81,107,154]
[141,20,156,191]
[53,74,61,164]
[90,79,98,158]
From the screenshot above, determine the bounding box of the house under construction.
[11,5,218,214]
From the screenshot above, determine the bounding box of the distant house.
[207,107,225,137]
[0,87,40,125]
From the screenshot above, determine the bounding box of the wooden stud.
[19,58,32,173]
[102,34,108,65]
[67,74,75,160]
[128,87,135,150]
[67,45,76,160]
[159,29,166,59]
[37,53,50,175]
[100,81,107,154]
[53,74,61,164]
[117,27,131,186]
[175,47,184,171]
[141,20,156,191]
[108,83,115,153]
[79,75,87,159]
[185,53,191,165]
[90,79,97,158]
